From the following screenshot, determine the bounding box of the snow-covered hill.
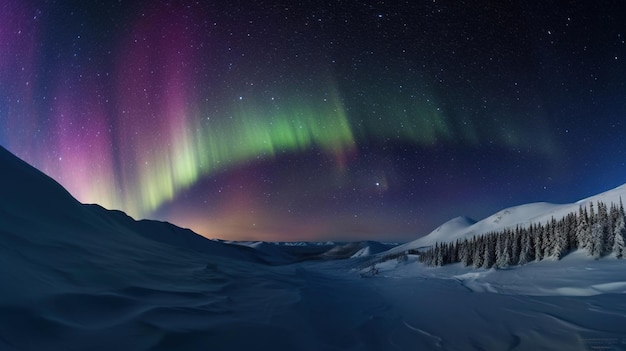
[389,183,626,253]
[0,146,271,264]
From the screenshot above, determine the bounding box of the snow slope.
[350,241,395,258]
[2,145,626,350]
[391,183,626,253]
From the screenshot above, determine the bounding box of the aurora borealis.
[1,1,625,241]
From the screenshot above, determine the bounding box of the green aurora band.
[78,81,554,221]
[120,89,357,217]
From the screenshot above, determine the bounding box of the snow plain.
[1,145,626,350]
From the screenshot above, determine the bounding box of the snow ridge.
[391,184,626,253]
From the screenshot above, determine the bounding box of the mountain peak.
[436,216,477,231]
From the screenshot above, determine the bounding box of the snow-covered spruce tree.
[443,242,451,265]
[584,201,609,259]
[443,242,453,265]
[564,213,578,251]
[437,243,446,266]
[429,243,439,266]
[510,227,521,265]
[426,248,436,266]
[542,219,554,259]
[534,224,544,261]
[482,235,495,269]
[494,230,511,268]
[551,221,568,260]
[473,236,484,268]
[446,242,456,264]
[598,201,612,256]
[589,201,595,223]
[613,214,626,259]
[518,230,532,265]
[440,243,452,266]
[495,233,504,268]
[576,206,591,251]
[449,242,457,264]
[584,202,596,252]
[470,238,478,266]
[564,213,576,250]
[606,203,616,253]
[615,198,626,259]
[418,246,433,266]
[589,222,605,259]
[460,239,472,266]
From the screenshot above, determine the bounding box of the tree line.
[419,200,626,268]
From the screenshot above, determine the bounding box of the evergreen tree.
[497,233,512,268]
[420,247,434,266]
[473,237,484,268]
[511,227,521,265]
[534,225,544,261]
[482,236,495,269]
[597,201,612,255]
[434,243,443,266]
[495,233,504,268]
[551,223,567,259]
[451,241,460,264]
[565,213,578,251]
[460,239,472,266]
[518,231,532,265]
[613,214,626,259]
[542,219,554,258]
[609,203,620,236]
[590,222,605,259]
[576,207,591,251]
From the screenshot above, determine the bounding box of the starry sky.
[1,1,625,242]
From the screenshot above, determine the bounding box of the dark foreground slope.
[0,146,266,262]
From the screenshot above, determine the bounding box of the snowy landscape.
[2,146,626,350]
[2,1,626,350]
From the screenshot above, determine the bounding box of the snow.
[390,184,626,254]
[368,249,626,296]
[224,240,396,263]
[1,146,626,350]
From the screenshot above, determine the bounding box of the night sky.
[1,1,625,242]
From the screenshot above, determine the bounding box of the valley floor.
[3,248,626,351]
